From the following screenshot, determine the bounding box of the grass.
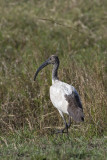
[0,0,107,159]
[0,129,107,160]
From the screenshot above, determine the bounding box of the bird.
[34,55,84,133]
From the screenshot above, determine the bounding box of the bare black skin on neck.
[52,60,59,81]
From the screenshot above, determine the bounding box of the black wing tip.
[81,117,84,122]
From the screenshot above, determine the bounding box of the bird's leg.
[55,110,69,134]
[61,122,69,133]
[68,116,71,128]
[55,122,68,134]
[60,116,71,133]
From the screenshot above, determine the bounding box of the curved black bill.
[34,60,49,81]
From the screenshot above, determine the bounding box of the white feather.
[50,80,75,114]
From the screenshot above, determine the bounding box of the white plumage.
[50,80,73,114]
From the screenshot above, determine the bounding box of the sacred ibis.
[34,55,84,133]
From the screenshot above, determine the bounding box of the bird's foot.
[54,129,67,134]
[54,124,69,134]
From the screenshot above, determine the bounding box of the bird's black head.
[34,55,59,81]
[48,55,59,65]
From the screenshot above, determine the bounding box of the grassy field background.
[0,0,107,159]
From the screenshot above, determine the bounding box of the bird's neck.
[52,62,59,84]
